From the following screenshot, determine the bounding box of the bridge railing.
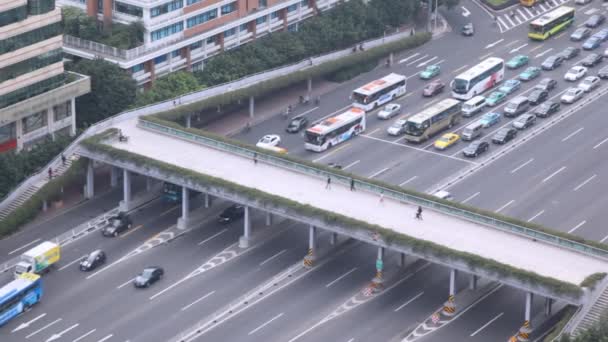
[139,119,608,261]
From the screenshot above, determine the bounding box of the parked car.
[79,250,106,271]
[420,65,441,80]
[598,65,608,79]
[218,204,245,223]
[492,127,517,144]
[534,101,560,118]
[528,89,549,105]
[377,103,402,119]
[507,55,529,69]
[462,140,489,158]
[387,118,408,136]
[434,133,460,150]
[479,112,501,128]
[286,116,308,133]
[423,79,445,97]
[592,28,608,42]
[564,66,588,81]
[583,36,601,50]
[570,27,591,41]
[102,213,132,237]
[328,162,342,169]
[560,47,580,60]
[519,67,541,81]
[585,14,606,28]
[575,0,592,5]
[256,134,281,147]
[582,53,603,67]
[485,91,507,106]
[499,79,521,95]
[534,77,557,92]
[541,55,564,70]
[560,87,585,104]
[578,76,601,92]
[461,23,475,36]
[512,114,537,130]
[134,266,164,288]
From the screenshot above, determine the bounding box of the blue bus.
[0,273,42,327]
[162,182,199,203]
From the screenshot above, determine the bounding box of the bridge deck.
[107,119,608,285]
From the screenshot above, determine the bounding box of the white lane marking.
[416,56,438,68]
[399,53,420,64]
[198,229,228,245]
[260,249,288,266]
[529,44,545,53]
[524,7,534,17]
[347,339,355,342]
[313,143,350,163]
[400,176,418,186]
[505,14,516,26]
[510,43,529,53]
[534,48,553,58]
[485,38,504,49]
[116,277,135,289]
[573,174,597,192]
[478,52,492,61]
[600,235,608,243]
[517,8,527,19]
[159,205,179,217]
[72,329,96,342]
[593,136,608,149]
[568,220,586,234]
[26,318,62,339]
[59,255,87,271]
[368,167,389,178]
[539,3,548,11]
[470,312,504,337]
[343,160,360,170]
[12,313,47,333]
[299,107,319,117]
[326,267,358,288]
[510,158,534,174]
[406,54,429,66]
[561,127,584,142]
[497,17,508,31]
[368,128,380,135]
[462,192,480,204]
[248,313,284,335]
[97,334,113,342]
[527,210,545,222]
[505,40,520,47]
[542,166,566,183]
[8,238,41,255]
[462,6,471,17]
[181,291,216,311]
[434,59,446,66]
[394,291,425,312]
[47,323,79,342]
[452,64,468,74]
[496,200,515,213]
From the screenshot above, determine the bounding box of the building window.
[300,0,309,7]
[150,22,184,41]
[27,0,55,15]
[186,0,200,5]
[206,35,217,44]
[132,63,144,73]
[271,11,280,19]
[116,2,143,17]
[22,110,48,134]
[256,16,266,24]
[151,0,183,18]
[0,48,62,83]
[53,102,72,122]
[0,22,61,55]
[154,54,168,64]
[0,6,27,27]
[224,27,236,38]
[258,0,267,8]
[288,23,298,31]
[287,4,298,12]
[186,8,218,28]
[192,61,204,71]
[240,23,249,32]
[171,49,181,58]
[220,2,236,15]
[190,41,203,49]
[0,122,16,146]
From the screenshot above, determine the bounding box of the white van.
[461,121,484,141]
[504,96,529,117]
[433,190,453,200]
[462,96,487,117]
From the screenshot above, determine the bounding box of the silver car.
[578,76,600,92]
[377,103,401,119]
[512,114,536,130]
[560,87,584,104]
[387,118,408,136]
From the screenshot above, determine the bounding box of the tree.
[67,59,137,128]
[560,313,608,342]
[135,71,201,106]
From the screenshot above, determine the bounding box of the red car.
[423,79,445,97]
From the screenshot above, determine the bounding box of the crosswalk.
[496,0,571,33]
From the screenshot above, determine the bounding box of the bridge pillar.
[119,169,132,212]
[177,187,190,229]
[372,246,385,287]
[265,212,273,226]
[85,159,95,199]
[389,52,394,66]
[307,77,312,97]
[185,114,192,128]
[398,252,406,267]
[544,298,553,316]
[303,225,317,267]
[146,176,154,191]
[204,193,211,208]
[110,166,119,188]
[517,292,534,341]
[329,232,337,245]
[249,96,255,119]
[469,274,478,290]
[442,269,458,316]
[239,206,251,248]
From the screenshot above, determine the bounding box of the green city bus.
[529,6,575,41]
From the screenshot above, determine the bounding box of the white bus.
[403,98,462,143]
[352,73,407,111]
[451,57,505,101]
[304,107,366,152]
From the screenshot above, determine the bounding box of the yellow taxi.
[434,133,460,150]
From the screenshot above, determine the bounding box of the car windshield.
[452,78,468,93]
[469,141,480,148]
[439,136,451,143]
[566,89,578,96]
[260,137,272,143]
[142,269,155,278]
[405,121,426,136]
[111,218,121,227]
[569,68,580,74]
[289,118,302,126]
[392,119,406,128]
[86,253,98,263]
[582,79,592,86]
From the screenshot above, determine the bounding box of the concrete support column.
[442,268,458,316]
[398,252,406,267]
[544,298,553,316]
[70,98,77,136]
[122,169,132,208]
[239,206,251,248]
[307,77,312,97]
[204,193,211,208]
[525,292,533,323]
[15,118,23,151]
[372,246,385,286]
[249,96,255,119]
[110,166,119,188]
[303,225,317,267]
[518,292,534,338]
[329,232,337,245]
[146,177,154,191]
[449,269,458,296]
[177,187,190,229]
[265,212,273,226]
[47,108,55,140]
[185,114,192,128]
[85,159,94,199]
[469,274,478,290]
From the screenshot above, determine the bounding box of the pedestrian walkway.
[495,0,570,33]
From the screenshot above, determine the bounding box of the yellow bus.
[529,6,575,41]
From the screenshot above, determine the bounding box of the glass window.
[53,101,71,121]
[150,22,184,41]
[206,35,217,44]
[287,4,298,12]
[224,27,236,38]
[240,23,249,32]
[0,22,61,54]
[0,48,62,83]
[221,2,236,15]
[27,0,55,15]
[132,63,144,73]
[256,15,267,24]
[258,0,267,8]
[171,49,181,57]
[190,41,203,49]
[22,110,48,134]
[186,8,218,28]
[287,23,297,31]
[186,0,200,5]
[0,74,65,108]
[116,2,143,17]
[0,6,27,27]
[0,122,16,145]
[151,0,183,17]
[154,54,168,64]
[300,0,309,7]
[271,11,279,19]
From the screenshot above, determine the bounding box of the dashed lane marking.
[573,174,597,192]
[495,200,514,214]
[568,220,586,234]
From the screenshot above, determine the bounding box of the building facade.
[0,0,90,153]
[60,0,341,89]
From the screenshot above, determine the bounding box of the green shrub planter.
[580,273,607,289]
[542,305,577,342]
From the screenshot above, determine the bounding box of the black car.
[462,140,489,158]
[79,250,106,271]
[534,78,557,92]
[328,162,342,169]
[102,213,132,237]
[286,116,309,133]
[134,266,164,288]
[560,47,580,60]
[534,101,560,118]
[218,204,245,223]
[528,89,549,105]
[492,128,517,144]
[462,23,474,36]
[570,27,591,41]
[585,14,606,28]
[582,53,603,67]
[598,65,608,79]
[541,55,564,70]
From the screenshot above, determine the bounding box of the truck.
[14,241,61,278]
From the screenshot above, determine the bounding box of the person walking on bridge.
[326,176,331,190]
[416,206,423,220]
[350,178,355,191]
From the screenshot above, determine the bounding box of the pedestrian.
[326,176,331,190]
[410,28,414,36]
[253,152,258,165]
[173,99,177,106]
[416,206,423,220]
[379,190,384,203]
[48,168,53,180]
[350,178,355,191]
[61,154,66,166]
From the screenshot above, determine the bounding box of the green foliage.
[61,6,143,49]
[134,72,202,107]
[325,59,377,83]
[67,59,137,128]
[560,311,608,341]
[543,306,577,342]
[580,273,607,289]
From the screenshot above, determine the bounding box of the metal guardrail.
[139,119,608,261]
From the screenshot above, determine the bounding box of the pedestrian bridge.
[78,117,608,305]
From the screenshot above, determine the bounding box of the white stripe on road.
[313,143,351,163]
[593,136,608,149]
[462,192,480,204]
[478,53,492,61]
[394,291,424,312]
[326,267,358,288]
[561,127,584,142]
[260,249,288,266]
[368,167,389,179]
[495,200,514,214]
[298,107,319,117]
[343,160,360,170]
[97,334,113,342]
[59,255,87,271]
[181,291,216,311]
[452,64,469,74]
[470,312,504,337]
[573,174,597,192]
[368,128,380,135]
[497,17,508,30]
[248,313,284,335]
[527,210,545,222]
[510,158,534,174]
[346,339,355,342]
[26,318,62,339]
[542,166,566,183]
[600,235,608,243]
[505,40,520,47]
[198,229,228,245]
[406,55,429,66]
[505,14,516,26]
[399,176,417,186]
[72,329,96,342]
[116,277,135,289]
[524,7,534,17]
[8,238,41,255]
[398,53,420,64]
[12,313,46,333]
[568,221,586,234]
[517,8,527,19]
[49,323,79,341]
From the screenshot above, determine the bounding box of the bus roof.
[0,273,39,303]
[23,241,58,258]
[531,6,574,26]
[353,73,406,96]
[408,99,461,124]
[455,57,504,81]
[307,107,365,135]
